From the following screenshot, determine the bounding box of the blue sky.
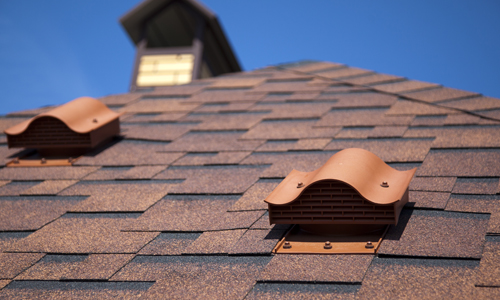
[1,0,499,115]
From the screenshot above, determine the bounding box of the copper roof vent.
[4,97,120,159]
[265,148,416,254]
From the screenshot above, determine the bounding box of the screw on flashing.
[365,241,374,249]
[324,241,332,249]
[283,241,292,249]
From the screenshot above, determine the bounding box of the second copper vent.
[4,97,120,159]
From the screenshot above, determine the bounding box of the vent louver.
[4,97,120,155]
[265,148,415,226]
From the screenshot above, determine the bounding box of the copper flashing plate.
[273,224,389,254]
[4,97,120,151]
[265,148,416,226]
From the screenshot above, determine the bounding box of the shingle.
[417,149,500,177]
[356,257,479,299]
[312,93,399,109]
[122,123,195,141]
[408,191,450,209]
[7,107,54,117]
[411,115,447,126]
[191,89,264,103]
[367,126,408,138]
[440,96,500,111]
[452,177,499,195]
[59,181,171,212]
[9,214,159,253]
[0,146,20,166]
[124,112,188,122]
[409,176,457,192]
[115,166,167,180]
[82,167,130,180]
[173,151,251,166]
[334,127,373,139]
[125,195,238,232]
[325,139,431,162]
[185,112,266,131]
[99,93,141,106]
[249,102,334,120]
[379,209,489,258]
[182,229,246,254]
[445,194,500,214]
[241,120,341,140]
[259,254,373,283]
[316,108,413,127]
[405,127,500,148]
[372,80,439,93]
[444,113,488,125]
[111,256,271,300]
[154,165,265,194]
[0,253,45,279]
[0,281,153,299]
[0,280,9,290]
[229,180,280,211]
[149,84,206,96]
[0,196,82,231]
[228,229,285,255]
[321,85,369,94]
[15,254,134,280]
[120,98,200,113]
[138,233,200,255]
[246,283,359,300]
[0,181,9,188]
[252,81,327,93]
[342,73,403,86]
[259,91,322,103]
[403,87,478,103]
[314,67,372,79]
[160,131,264,152]
[194,101,257,113]
[213,211,265,231]
[476,287,500,298]
[0,232,32,252]
[476,237,500,287]
[241,151,336,178]
[0,167,98,180]
[385,99,457,115]
[250,212,291,231]
[255,139,331,152]
[0,181,40,196]
[75,140,184,166]
[476,109,500,121]
[20,180,77,196]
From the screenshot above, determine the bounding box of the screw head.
[297,182,304,188]
[365,241,374,249]
[93,118,98,123]
[381,181,389,188]
[13,158,20,164]
[324,241,332,249]
[41,158,47,164]
[283,241,292,249]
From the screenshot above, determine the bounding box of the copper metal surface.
[265,148,416,225]
[273,224,388,254]
[4,97,120,151]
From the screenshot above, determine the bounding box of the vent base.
[273,224,388,254]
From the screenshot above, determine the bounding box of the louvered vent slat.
[269,180,396,224]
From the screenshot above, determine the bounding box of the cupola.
[120,0,241,91]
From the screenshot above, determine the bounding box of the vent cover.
[4,97,120,154]
[265,148,416,226]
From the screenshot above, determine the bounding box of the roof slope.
[1,61,500,298]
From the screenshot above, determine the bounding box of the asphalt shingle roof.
[1,60,500,298]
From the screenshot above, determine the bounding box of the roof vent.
[265,148,416,254]
[4,97,120,165]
